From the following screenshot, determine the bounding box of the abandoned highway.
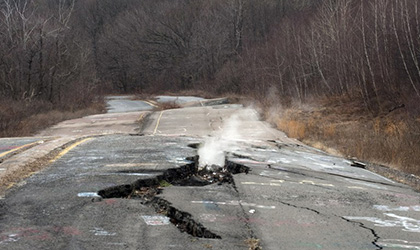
[0,96,419,250]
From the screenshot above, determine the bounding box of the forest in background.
[1,0,420,174]
[1,0,420,113]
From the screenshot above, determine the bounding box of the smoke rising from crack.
[198,108,260,170]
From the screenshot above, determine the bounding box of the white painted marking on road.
[117,173,154,176]
[345,213,420,233]
[105,163,157,167]
[0,168,5,171]
[173,158,193,164]
[382,239,420,244]
[156,133,185,137]
[90,227,116,236]
[233,159,267,165]
[241,182,283,186]
[347,186,366,190]
[374,205,420,212]
[259,170,290,179]
[142,215,170,225]
[199,214,219,222]
[379,239,420,249]
[378,243,420,249]
[0,234,19,244]
[300,180,334,187]
[191,200,276,209]
[79,172,155,178]
[77,192,101,198]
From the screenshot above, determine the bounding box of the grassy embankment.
[0,98,105,138]
[265,96,420,176]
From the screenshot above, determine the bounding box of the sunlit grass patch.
[267,96,420,176]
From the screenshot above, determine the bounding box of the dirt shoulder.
[0,137,79,197]
[0,99,106,138]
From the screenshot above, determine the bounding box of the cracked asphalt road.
[0,96,419,249]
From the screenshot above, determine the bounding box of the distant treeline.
[1,0,419,113]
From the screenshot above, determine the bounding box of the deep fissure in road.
[97,156,250,239]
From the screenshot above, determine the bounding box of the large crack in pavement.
[340,217,383,250]
[97,156,251,240]
[96,146,384,249]
[228,163,262,250]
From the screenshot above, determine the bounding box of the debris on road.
[245,238,262,250]
[351,160,366,169]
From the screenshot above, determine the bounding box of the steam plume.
[198,108,259,170]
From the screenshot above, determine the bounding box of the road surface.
[106,96,155,113]
[0,96,419,250]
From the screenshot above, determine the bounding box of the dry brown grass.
[158,101,182,110]
[267,96,420,176]
[164,89,216,99]
[0,98,105,138]
[277,119,306,140]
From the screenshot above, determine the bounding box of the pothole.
[97,156,250,239]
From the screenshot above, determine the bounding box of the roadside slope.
[268,97,420,187]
